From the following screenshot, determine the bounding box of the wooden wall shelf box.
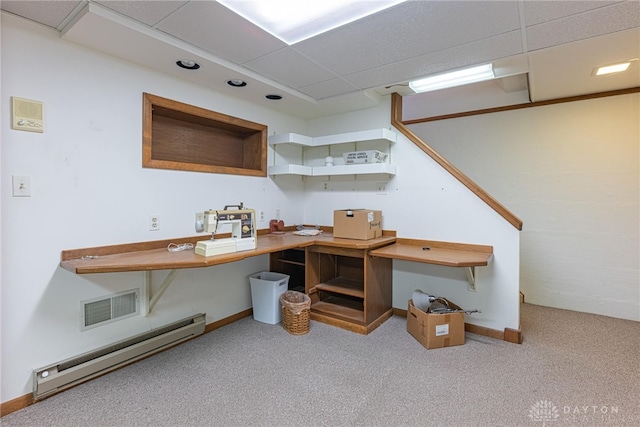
[143,93,267,176]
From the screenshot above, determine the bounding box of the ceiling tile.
[298,78,361,100]
[1,0,82,29]
[244,48,338,89]
[155,0,286,64]
[523,1,622,26]
[295,1,522,76]
[526,1,640,50]
[345,31,524,90]
[95,0,188,27]
[528,28,640,101]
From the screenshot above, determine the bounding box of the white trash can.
[249,272,290,324]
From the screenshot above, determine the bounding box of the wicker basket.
[280,291,311,335]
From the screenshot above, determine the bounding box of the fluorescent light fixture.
[409,64,495,93]
[595,62,631,76]
[217,0,405,45]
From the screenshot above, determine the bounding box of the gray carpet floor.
[2,303,639,426]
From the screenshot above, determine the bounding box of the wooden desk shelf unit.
[269,248,306,292]
[305,239,394,335]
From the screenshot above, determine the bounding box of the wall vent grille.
[82,289,139,330]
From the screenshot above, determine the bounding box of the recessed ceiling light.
[217,0,406,45]
[595,62,631,76]
[409,64,495,93]
[227,79,247,87]
[265,94,283,100]
[176,59,200,70]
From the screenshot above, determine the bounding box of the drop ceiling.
[2,0,639,119]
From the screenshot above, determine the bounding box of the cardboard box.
[333,209,382,240]
[406,299,465,349]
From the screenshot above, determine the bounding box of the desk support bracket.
[144,269,179,315]
[466,267,477,292]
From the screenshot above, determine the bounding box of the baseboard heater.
[33,313,206,401]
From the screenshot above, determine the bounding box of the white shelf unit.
[268,128,397,177]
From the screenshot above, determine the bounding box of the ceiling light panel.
[409,64,495,93]
[216,0,406,45]
[595,62,631,76]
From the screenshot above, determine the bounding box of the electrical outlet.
[149,214,160,231]
[275,209,280,220]
[376,182,387,195]
[12,175,31,197]
[259,210,265,223]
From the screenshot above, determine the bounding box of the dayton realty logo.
[562,404,620,424]
[529,400,560,426]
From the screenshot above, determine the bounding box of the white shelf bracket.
[144,269,179,315]
[466,266,477,292]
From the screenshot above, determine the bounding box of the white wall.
[1,14,306,402]
[405,93,640,321]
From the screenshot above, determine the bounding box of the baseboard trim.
[205,308,253,333]
[392,307,522,344]
[392,307,407,317]
[0,394,32,418]
[1,309,254,418]
[464,323,505,340]
[504,327,523,344]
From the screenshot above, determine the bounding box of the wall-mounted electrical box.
[11,97,44,133]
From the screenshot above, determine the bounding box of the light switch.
[12,175,31,197]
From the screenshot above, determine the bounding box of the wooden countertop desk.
[59,231,492,324]
[60,232,397,274]
[369,239,493,267]
[60,233,491,274]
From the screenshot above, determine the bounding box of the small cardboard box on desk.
[333,209,382,240]
[407,299,465,349]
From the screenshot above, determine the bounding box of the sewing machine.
[195,204,256,257]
